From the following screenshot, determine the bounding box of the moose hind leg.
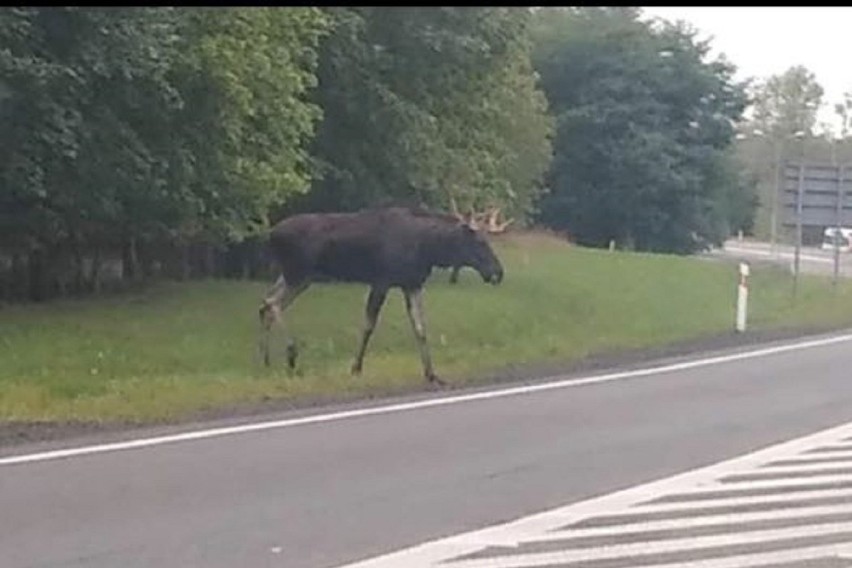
[259,276,308,368]
[403,288,445,386]
[259,276,285,366]
[351,285,388,376]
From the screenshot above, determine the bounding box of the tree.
[531,7,749,253]
[296,7,552,222]
[0,8,183,297]
[169,8,330,243]
[0,8,330,298]
[750,65,824,139]
[1,7,554,302]
[834,92,852,141]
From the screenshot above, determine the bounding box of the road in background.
[708,239,852,279]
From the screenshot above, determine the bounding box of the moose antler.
[449,196,481,229]
[449,198,512,233]
[450,196,463,222]
[483,207,514,233]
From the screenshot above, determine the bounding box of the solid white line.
[3,330,852,467]
[445,520,852,568]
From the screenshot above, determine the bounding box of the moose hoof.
[427,373,447,388]
[350,363,362,376]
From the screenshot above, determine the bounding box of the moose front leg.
[351,285,388,376]
[403,287,446,386]
[259,276,308,368]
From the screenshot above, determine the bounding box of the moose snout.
[490,267,504,285]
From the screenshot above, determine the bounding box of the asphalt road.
[713,239,852,278]
[4,332,852,568]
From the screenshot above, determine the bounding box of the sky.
[639,7,852,133]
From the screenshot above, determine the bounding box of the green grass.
[3,232,852,423]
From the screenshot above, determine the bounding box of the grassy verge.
[3,232,852,423]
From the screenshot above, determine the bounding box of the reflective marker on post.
[736,262,750,333]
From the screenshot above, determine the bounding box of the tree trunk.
[11,252,28,301]
[28,249,48,302]
[55,250,68,298]
[73,243,86,295]
[241,254,250,280]
[90,248,102,294]
[122,236,139,282]
[180,244,191,281]
[203,244,216,278]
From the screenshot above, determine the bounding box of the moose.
[258,205,505,385]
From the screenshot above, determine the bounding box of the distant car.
[821,227,852,252]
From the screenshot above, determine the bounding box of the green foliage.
[531,7,749,253]
[299,8,553,220]
[1,6,772,303]
[0,8,329,300]
[172,8,330,240]
[750,65,824,139]
[0,8,182,251]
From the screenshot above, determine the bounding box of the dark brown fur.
[259,206,504,385]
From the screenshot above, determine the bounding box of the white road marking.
[3,331,852,467]
[619,546,852,568]
[767,451,852,464]
[524,503,852,543]
[448,545,852,568]
[335,419,852,568]
[759,461,852,473]
[445,521,852,567]
[675,473,852,490]
[585,486,852,514]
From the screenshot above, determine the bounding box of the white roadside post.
[735,261,750,333]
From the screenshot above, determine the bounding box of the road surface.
[4,331,852,567]
[713,239,852,278]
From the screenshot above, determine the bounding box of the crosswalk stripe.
[335,420,852,568]
[522,503,852,543]
[622,486,852,511]
[444,521,852,567]
[731,462,852,475]
[764,455,852,466]
[449,544,852,568]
